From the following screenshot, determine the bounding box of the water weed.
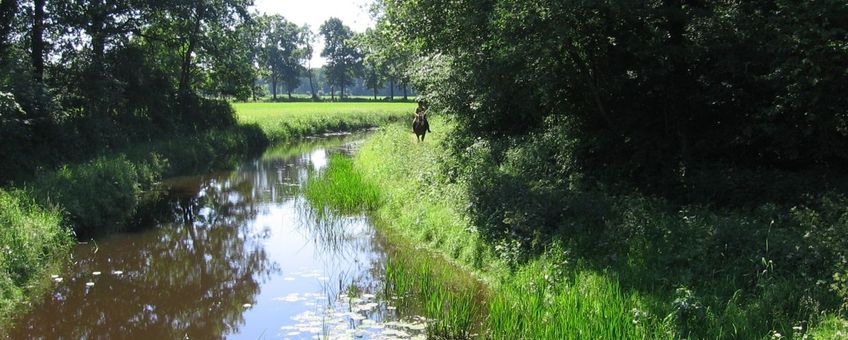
[304,155,381,213]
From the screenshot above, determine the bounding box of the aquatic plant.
[304,155,381,213]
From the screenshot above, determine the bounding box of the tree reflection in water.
[9,170,275,338]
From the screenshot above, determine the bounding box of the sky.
[251,0,376,67]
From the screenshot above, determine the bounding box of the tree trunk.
[389,77,394,100]
[340,72,345,100]
[31,0,45,83]
[331,86,335,101]
[179,4,204,97]
[307,69,316,100]
[373,87,377,100]
[287,89,291,100]
[402,83,407,101]
[271,76,277,100]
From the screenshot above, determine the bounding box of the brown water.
[7,134,430,339]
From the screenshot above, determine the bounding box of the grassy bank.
[307,120,848,338]
[28,125,268,238]
[0,189,73,327]
[234,102,414,144]
[351,122,656,337]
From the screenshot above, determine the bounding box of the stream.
[8,133,434,339]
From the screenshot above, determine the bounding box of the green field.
[234,102,415,144]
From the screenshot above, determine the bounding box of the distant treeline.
[249,15,417,102]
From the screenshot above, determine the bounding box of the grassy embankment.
[306,119,848,338]
[304,121,650,338]
[234,102,414,144]
[0,190,72,327]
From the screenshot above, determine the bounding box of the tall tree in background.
[50,0,140,119]
[143,0,252,119]
[356,30,385,100]
[319,17,361,100]
[258,15,304,100]
[300,24,318,100]
[360,20,414,101]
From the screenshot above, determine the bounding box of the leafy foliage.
[382,0,848,182]
[320,17,363,99]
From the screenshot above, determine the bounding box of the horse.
[413,111,430,142]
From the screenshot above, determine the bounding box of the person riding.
[414,100,431,133]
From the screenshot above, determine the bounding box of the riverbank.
[338,120,848,338]
[0,124,268,327]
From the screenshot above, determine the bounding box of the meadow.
[234,102,415,144]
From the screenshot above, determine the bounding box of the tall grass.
[304,155,381,213]
[234,102,414,144]
[0,189,72,325]
[488,263,650,339]
[383,253,484,338]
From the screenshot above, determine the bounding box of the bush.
[32,154,166,237]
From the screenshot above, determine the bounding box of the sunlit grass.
[0,189,72,326]
[234,102,414,144]
[383,254,484,338]
[353,120,659,338]
[304,155,381,213]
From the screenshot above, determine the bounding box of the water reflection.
[9,132,429,339]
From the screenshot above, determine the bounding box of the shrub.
[32,154,165,237]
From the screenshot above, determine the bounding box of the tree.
[300,24,318,100]
[359,19,414,101]
[141,0,252,121]
[31,0,44,83]
[257,15,304,100]
[50,0,141,118]
[355,30,385,100]
[320,17,362,100]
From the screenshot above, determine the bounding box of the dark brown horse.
[413,102,431,142]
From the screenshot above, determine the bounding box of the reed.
[304,155,381,213]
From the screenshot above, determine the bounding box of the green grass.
[234,102,414,144]
[0,189,72,326]
[330,120,653,338]
[304,155,381,213]
[808,315,848,339]
[383,251,486,338]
